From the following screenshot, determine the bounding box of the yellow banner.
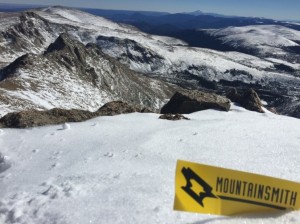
[174,160,300,216]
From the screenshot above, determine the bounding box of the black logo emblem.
[181,167,217,207]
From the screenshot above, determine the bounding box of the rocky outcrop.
[0,54,32,80]
[240,89,264,113]
[226,88,240,103]
[161,90,231,114]
[0,108,94,128]
[96,101,153,116]
[226,88,264,113]
[0,101,153,128]
[159,114,190,121]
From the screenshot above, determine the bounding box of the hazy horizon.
[0,1,299,21]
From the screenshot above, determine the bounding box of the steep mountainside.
[0,11,71,68]
[0,33,176,116]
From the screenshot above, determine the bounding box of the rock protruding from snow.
[226,88,240,103]
[0,108,94,128]
[96,101,153,116]
[159,114,190,121]
[241,89,264,113]
[0,101,154,128]
[227,88,264,113]
[161,91,231,114]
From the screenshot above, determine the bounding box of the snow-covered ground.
[0,105,299,224]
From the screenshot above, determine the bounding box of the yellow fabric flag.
[174,160,300,216]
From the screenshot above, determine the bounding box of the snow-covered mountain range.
[206,25,300,61]
[0,6,300,117]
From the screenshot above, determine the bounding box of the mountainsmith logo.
[181,167,217,207]
[181,167,298,210]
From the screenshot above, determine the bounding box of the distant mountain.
[183,10,237,18]
[88,9,299,31]
[81,8,169,17]
[184,10,204,16]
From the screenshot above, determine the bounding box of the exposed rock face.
[226,88,240,103]
[0,11,71,68]
[96,101,153,116]
[161,90,231,114]
[0,101,153,128]
[96,36,166,73]
[241,89,264,113]
[0,108,94,128]
[0,33,178,116]
[159,114,190,121]
[226,88,264,113]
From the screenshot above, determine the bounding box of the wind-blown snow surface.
[0,105,300,224]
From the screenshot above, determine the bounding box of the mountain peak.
[45,33,82,54]
[190,10,204,15]
[0,53,32,81]
[183,10,204,16]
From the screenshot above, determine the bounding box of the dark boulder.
[226,88,264,113]
[240,89,264,113]
[226,87,240,102]
[161,90,231,114]
[159,114,190,121]
[0,108,94,128]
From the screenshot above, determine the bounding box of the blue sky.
[1,0,300,21]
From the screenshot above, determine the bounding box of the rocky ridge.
[0,33,177,116]
[0,101,152,128]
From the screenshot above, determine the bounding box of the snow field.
[0,105,300,224]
